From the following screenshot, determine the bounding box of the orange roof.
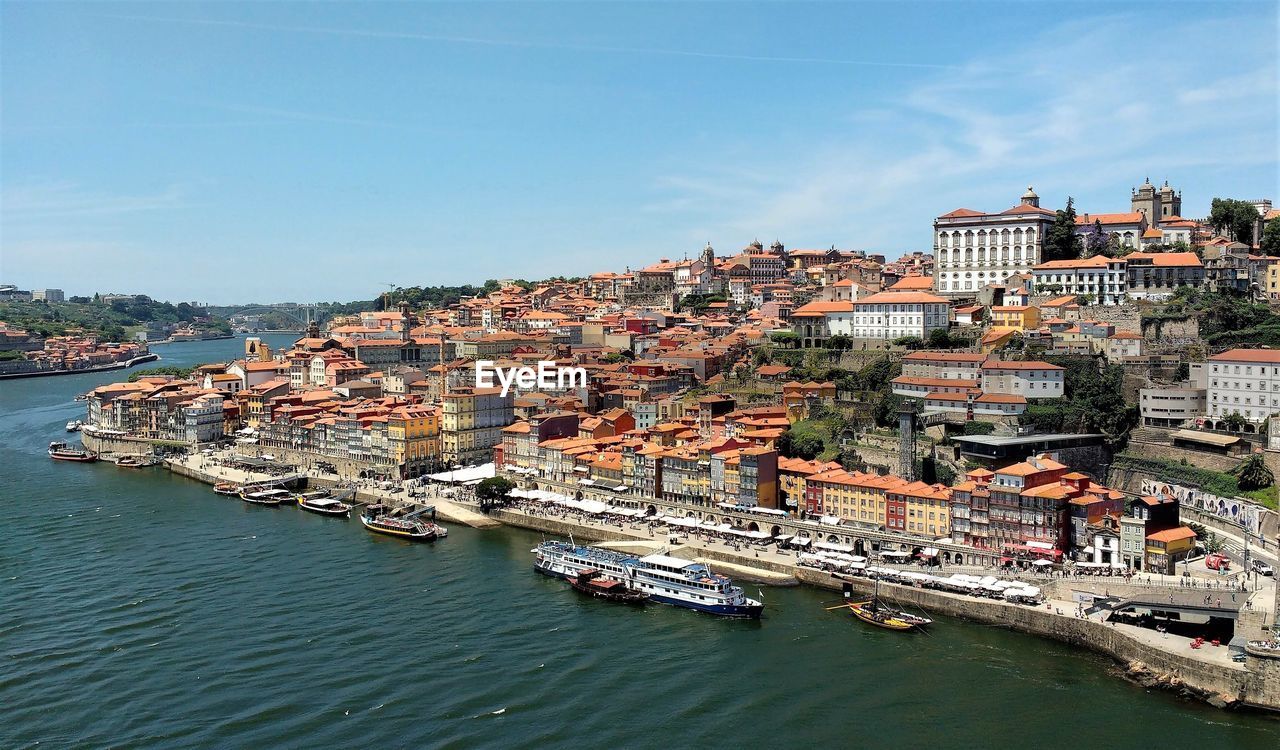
[1076,212,1144,225]
[1125,251,1202,267]
[1146,526,1197,543]
[981,359,1062,371]
[938,208,985,218]
[1033,256,1114,270]
[1208,349,1280,363]
[791,301,854,316]
[888,276,934,291]
[854,291,948,305]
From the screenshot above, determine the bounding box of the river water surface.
[2,335,1277,748]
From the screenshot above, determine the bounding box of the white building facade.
[933,187,1056,296]
[1204,349,1280,426]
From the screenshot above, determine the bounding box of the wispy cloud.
[98,13,971,71]
[1,181,186,222]
[647,12,1278,250]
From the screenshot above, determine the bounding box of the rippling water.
[3,336,1278,748]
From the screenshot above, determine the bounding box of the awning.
[920,547,940,557]
[791,537,813,547]
[1032,559,1053,567]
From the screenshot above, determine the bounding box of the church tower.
[1158,180,1182,222]
[1020,186,1040,208]
[701,241,715,268]
[1131,177,1158,225]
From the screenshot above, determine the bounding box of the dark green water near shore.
[3,336,1277,748]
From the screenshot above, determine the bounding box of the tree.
[1084,219,1108,257]
[475,477,515,511]
[769,331,800,348]
[1223,411,1247,432]
[777,428,825,460]
[751,345,773,367]
[826,334,852,350]
[1208,198,1259,244]
[1261,217,1280,257]
[1235,453,1274,491]
[1043,197,1083,262]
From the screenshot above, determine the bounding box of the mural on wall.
[1141,479,1263,537]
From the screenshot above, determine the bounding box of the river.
[2,335,1277,748]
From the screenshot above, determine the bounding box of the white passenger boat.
[533,541,763,618]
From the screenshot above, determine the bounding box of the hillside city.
[10,181,1280,580]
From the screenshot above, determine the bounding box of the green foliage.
[751,346,773,367]
[0,298,223,342]
[1043,196,1083,262]
[476,476,515,498]
[1018,356,1136,445]
[374,280,507,311]
[962,421,995,436]
[476,477,516,509]
[675,293,728,314]
[1208,198,1260,244]
[777,426,825,460]
[128,366,195,382]
[1223,412,1247,431]
[0,349,25,361]
[1261,217,1280,257]
[1234,453,1274,491]
[769,331,800,347]
[893,335,924,349]
[826,334,852,350]
[1112,454,1277,510]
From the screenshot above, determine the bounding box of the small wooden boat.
[213,482,241,496]
[359,504,446,541]
[569,569,648,603]
[48,441,97,462]
[240,488,291,506]
[296,491,352,518]
[66,420,84,432]
[827,579,932,632]
[115,456,145,468]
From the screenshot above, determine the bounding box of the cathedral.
[1130,177,1182,227]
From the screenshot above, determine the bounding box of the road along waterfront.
[4,335,1280,747]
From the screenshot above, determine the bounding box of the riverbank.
[152,453,1280,713]
[478,499,1280,713]
[0,352,159,381]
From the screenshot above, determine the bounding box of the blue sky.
[2,1,1276,303]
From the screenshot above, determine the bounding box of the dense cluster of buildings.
[0,324,148,376]
[72,176,1279,571]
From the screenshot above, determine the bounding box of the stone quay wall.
[794,568,1278,711]
[81,432,159,458]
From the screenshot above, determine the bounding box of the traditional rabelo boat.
[213,482,241,496]
[827,579,933,632]
[296,491,352,518]
[569,569,649,604]
[359,504,447,541]
[48,441,97,463]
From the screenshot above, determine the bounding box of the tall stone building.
[1130,177,1182,227]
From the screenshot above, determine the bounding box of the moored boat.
[65,420,84,432]
[533,541,763,618]
[296,491,352,518]
[213,482,240,496]
[569,569,649,603]
[48,441,97,462]
[828,579,932,632]
[359,504,446,541]
[240,487,291,506]
[115,455,145,468]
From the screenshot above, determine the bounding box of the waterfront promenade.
[158,450,1280,711]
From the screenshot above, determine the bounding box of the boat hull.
[299,502,351,518]
[359,515,437,541]
[846,601,924,631]
[49,452,96,462]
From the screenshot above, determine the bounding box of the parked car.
[1252,560,1275,576]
